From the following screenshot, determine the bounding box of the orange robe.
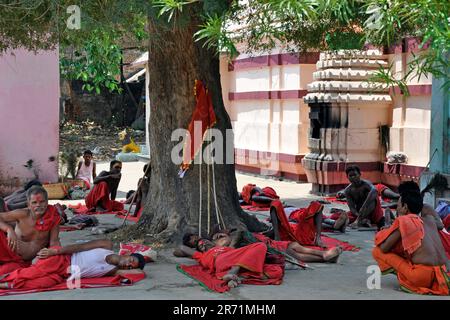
[373,215,450,295]
[85,181,124,212]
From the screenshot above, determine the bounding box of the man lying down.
[0,239,145,290]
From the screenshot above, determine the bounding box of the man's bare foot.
[223,274,241,288]
[350,220,359,229]
[323,246,343,263]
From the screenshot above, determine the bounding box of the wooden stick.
[121,162,151,227]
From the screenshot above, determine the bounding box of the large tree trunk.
[134,5,266,243]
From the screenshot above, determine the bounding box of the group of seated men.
[0,185,146,291]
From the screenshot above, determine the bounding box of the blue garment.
[435,201,450,220]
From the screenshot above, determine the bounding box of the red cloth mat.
[0,273,145,297]
[177,264,283,293]
[240,204,270,212]
[68,203,127,216]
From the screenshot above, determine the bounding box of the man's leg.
[313,209,325,247]
[382,188,400,200]
[287,242,342,263]
[270,207,281,241]
[222,266,242,288]
[357,198,377,227]
[372,247,437,290]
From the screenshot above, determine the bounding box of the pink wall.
[0,49,60,187]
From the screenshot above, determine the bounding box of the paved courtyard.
[1,161,448,300]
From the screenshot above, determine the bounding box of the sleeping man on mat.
[0,239,145,290]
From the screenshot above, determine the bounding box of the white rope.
[211,152,222,230]
[198,162,202,237]
[207,150,211,236]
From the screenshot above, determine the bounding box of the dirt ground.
[59,121,146,162]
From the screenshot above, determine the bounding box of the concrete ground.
[1,160,449,300]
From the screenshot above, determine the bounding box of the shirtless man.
[373,188,450,295]
[344,165,384,229]
[85,160,123,212]
[0,186,61,274]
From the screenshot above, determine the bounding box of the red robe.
[443,215,450,231]
[0,250,71,290]
[439,230,450,260]
[180,80,216,171]
[0,205,61,275]
[85,181,124,212]
[252,233,291,252]
[271,200,322,245]
[241,184,256,204]
[192,242,282,282]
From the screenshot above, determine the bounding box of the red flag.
[180,80,216,172]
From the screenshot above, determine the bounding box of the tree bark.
[135,5,267,243]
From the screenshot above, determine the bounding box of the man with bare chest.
[0,186,61,275]
[373,187,450,295]
[343,165,384,229]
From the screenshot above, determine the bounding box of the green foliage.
[61,30,123,93]
[194,14,239,58]
[0,0,448,92]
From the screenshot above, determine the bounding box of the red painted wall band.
[229,90,308,101]
[229,52,320,71]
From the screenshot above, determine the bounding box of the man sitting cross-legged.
[344,165,384,230]
[85,160,124,213]
[0,186,61,275]
[177,239,283,288]
[0,239,145,290]
[372,187,450,295]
